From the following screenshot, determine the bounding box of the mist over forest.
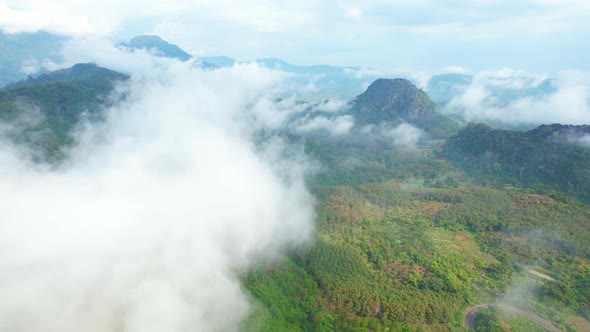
[0,2,589,331]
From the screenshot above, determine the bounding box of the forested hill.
[441,123,590,202]
[348,78,460,137]
[0,60,589,330]
[6,63,127,89]
[0,63,128,161]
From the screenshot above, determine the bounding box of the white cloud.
[1,0,588,72]
[19,58,40,74]
[382,123,424,148]
[294,115,354,135]
[345,8,364,19]
[0,40,315,332]
[313,99,348,112]
[567,133,590,148]
[441,66,470,74]
[445,69,590,126]
[343,67,432,90]
[478,68,549,89]
[343,67,384,79]
[0,0,319,36]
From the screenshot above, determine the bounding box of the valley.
[0,33,588,332]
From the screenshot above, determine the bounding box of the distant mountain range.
[196,55,374,98]
[0,61,462,161]
[0,32,561,109]
[0,32,579,139]
[1,56,590,203]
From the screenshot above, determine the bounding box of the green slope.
[0,61,588,331]
[441,123,590,202]
[0,63,128,161]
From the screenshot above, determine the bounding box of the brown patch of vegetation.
[386,260,428,282]
[567,317,590,332]
[512,193,559,210]
[420,201,451,217]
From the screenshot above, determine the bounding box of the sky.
[1,0,589,72]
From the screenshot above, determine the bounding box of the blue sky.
[1,0,589,72]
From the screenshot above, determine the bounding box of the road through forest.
[463,304,561,331]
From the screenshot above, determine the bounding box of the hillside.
[252,132,590,331]
[349,78,460,137]
[6,63,126,89]
[441,123,590,202]
[0,62,588,331]
[0,63,128,160]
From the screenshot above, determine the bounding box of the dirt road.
[463,304,561,331]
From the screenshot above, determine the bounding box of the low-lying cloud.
[0,42,315,332]
[444,69,590,126]
[567,133,590,148]
[382,123,424,148]
[293,114,354,135]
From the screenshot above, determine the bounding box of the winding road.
[463,304,562,332]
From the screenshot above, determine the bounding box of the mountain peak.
[349,78,459,136]
[351,78,435,124]
[129,35,165,44]
[122,35,192,61]
[367,78,417,90]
